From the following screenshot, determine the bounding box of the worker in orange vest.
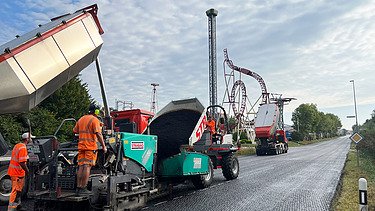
[73,104,107,195]
[7,132,33,211]
[206,115,216,134]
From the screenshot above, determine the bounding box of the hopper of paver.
[0,5,104,114]
[148,98,205,160]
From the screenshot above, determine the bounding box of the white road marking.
[154,201,167,206]
[173,196,183,200]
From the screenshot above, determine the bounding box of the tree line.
[357,109,375,157]
[0,77,91,145]
[291,103,342,141]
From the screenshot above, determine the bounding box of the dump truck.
[254,97,295,155]
[111,109,154,134]
[0,4,239,210]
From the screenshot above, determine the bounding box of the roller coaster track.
[230,80,247,118]
[223,49,269,104]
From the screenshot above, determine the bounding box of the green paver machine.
[148,98,240,183]
[0,3,238,210]
[26,98,223,211]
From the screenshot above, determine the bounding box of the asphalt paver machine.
[0,4,239,210]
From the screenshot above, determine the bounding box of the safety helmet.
[89,103,100,115]
[21,132,35,139]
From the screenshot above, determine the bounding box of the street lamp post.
[350,79,360,167]
[350,80,359,132]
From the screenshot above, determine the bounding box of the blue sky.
[1,0,374,130]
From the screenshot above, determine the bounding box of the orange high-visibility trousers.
[77,150,98,166]
[8,176,24,211]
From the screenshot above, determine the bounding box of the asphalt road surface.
[144,136,350,211]
[0,136,350,211]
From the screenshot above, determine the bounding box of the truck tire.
[275,147,279,155]
[0,166,11,203]
[191,160,213,189]
[222,153,239,180]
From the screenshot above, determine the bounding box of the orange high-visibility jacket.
[207,120,216,134]
[8,143,29,177]
[73,114,101,151]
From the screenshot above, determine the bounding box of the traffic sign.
[350,132,363,144]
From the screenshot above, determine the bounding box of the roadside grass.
[235,136,375,210]
[333,143,375,210]
[236,144,256,156]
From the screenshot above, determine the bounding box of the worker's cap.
[21,132,35,139]
[89,103,100,114]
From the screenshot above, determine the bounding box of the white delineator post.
[359,178,368,211]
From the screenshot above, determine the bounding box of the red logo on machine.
[195,115,207,140]
[131,141,144,150]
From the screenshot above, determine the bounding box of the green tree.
[292,104,342,140]
[325,113,342,136]
[292,103,319,137]
[39,77,91,120]
[26,107,59,137]
[291,131,304,141]
[315,112,328,138]
[0,114,22,145]
[357,109,375,157]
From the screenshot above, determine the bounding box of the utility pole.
[350,80,359,132]
[150,83,159,113]
[350,79,360,167]
[206,8,218,116]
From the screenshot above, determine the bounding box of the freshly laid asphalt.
[0,136,350,211]
[144,136,350,211]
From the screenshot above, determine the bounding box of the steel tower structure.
[150,83,159,113]
[206,8,218,114]
[115,99,134,111]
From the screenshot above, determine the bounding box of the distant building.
[284,124,296,132]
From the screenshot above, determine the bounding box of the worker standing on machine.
[73,104,107,195]
[7,132,33,211]
[206,115,216,134]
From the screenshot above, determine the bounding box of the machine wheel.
[222,153,239,180]
[0,166,11,203]
[191,160,213,189]
[256,149,261,156]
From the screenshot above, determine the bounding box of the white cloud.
[1,0,374,130]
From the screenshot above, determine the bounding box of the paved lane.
[145,136,350,211]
